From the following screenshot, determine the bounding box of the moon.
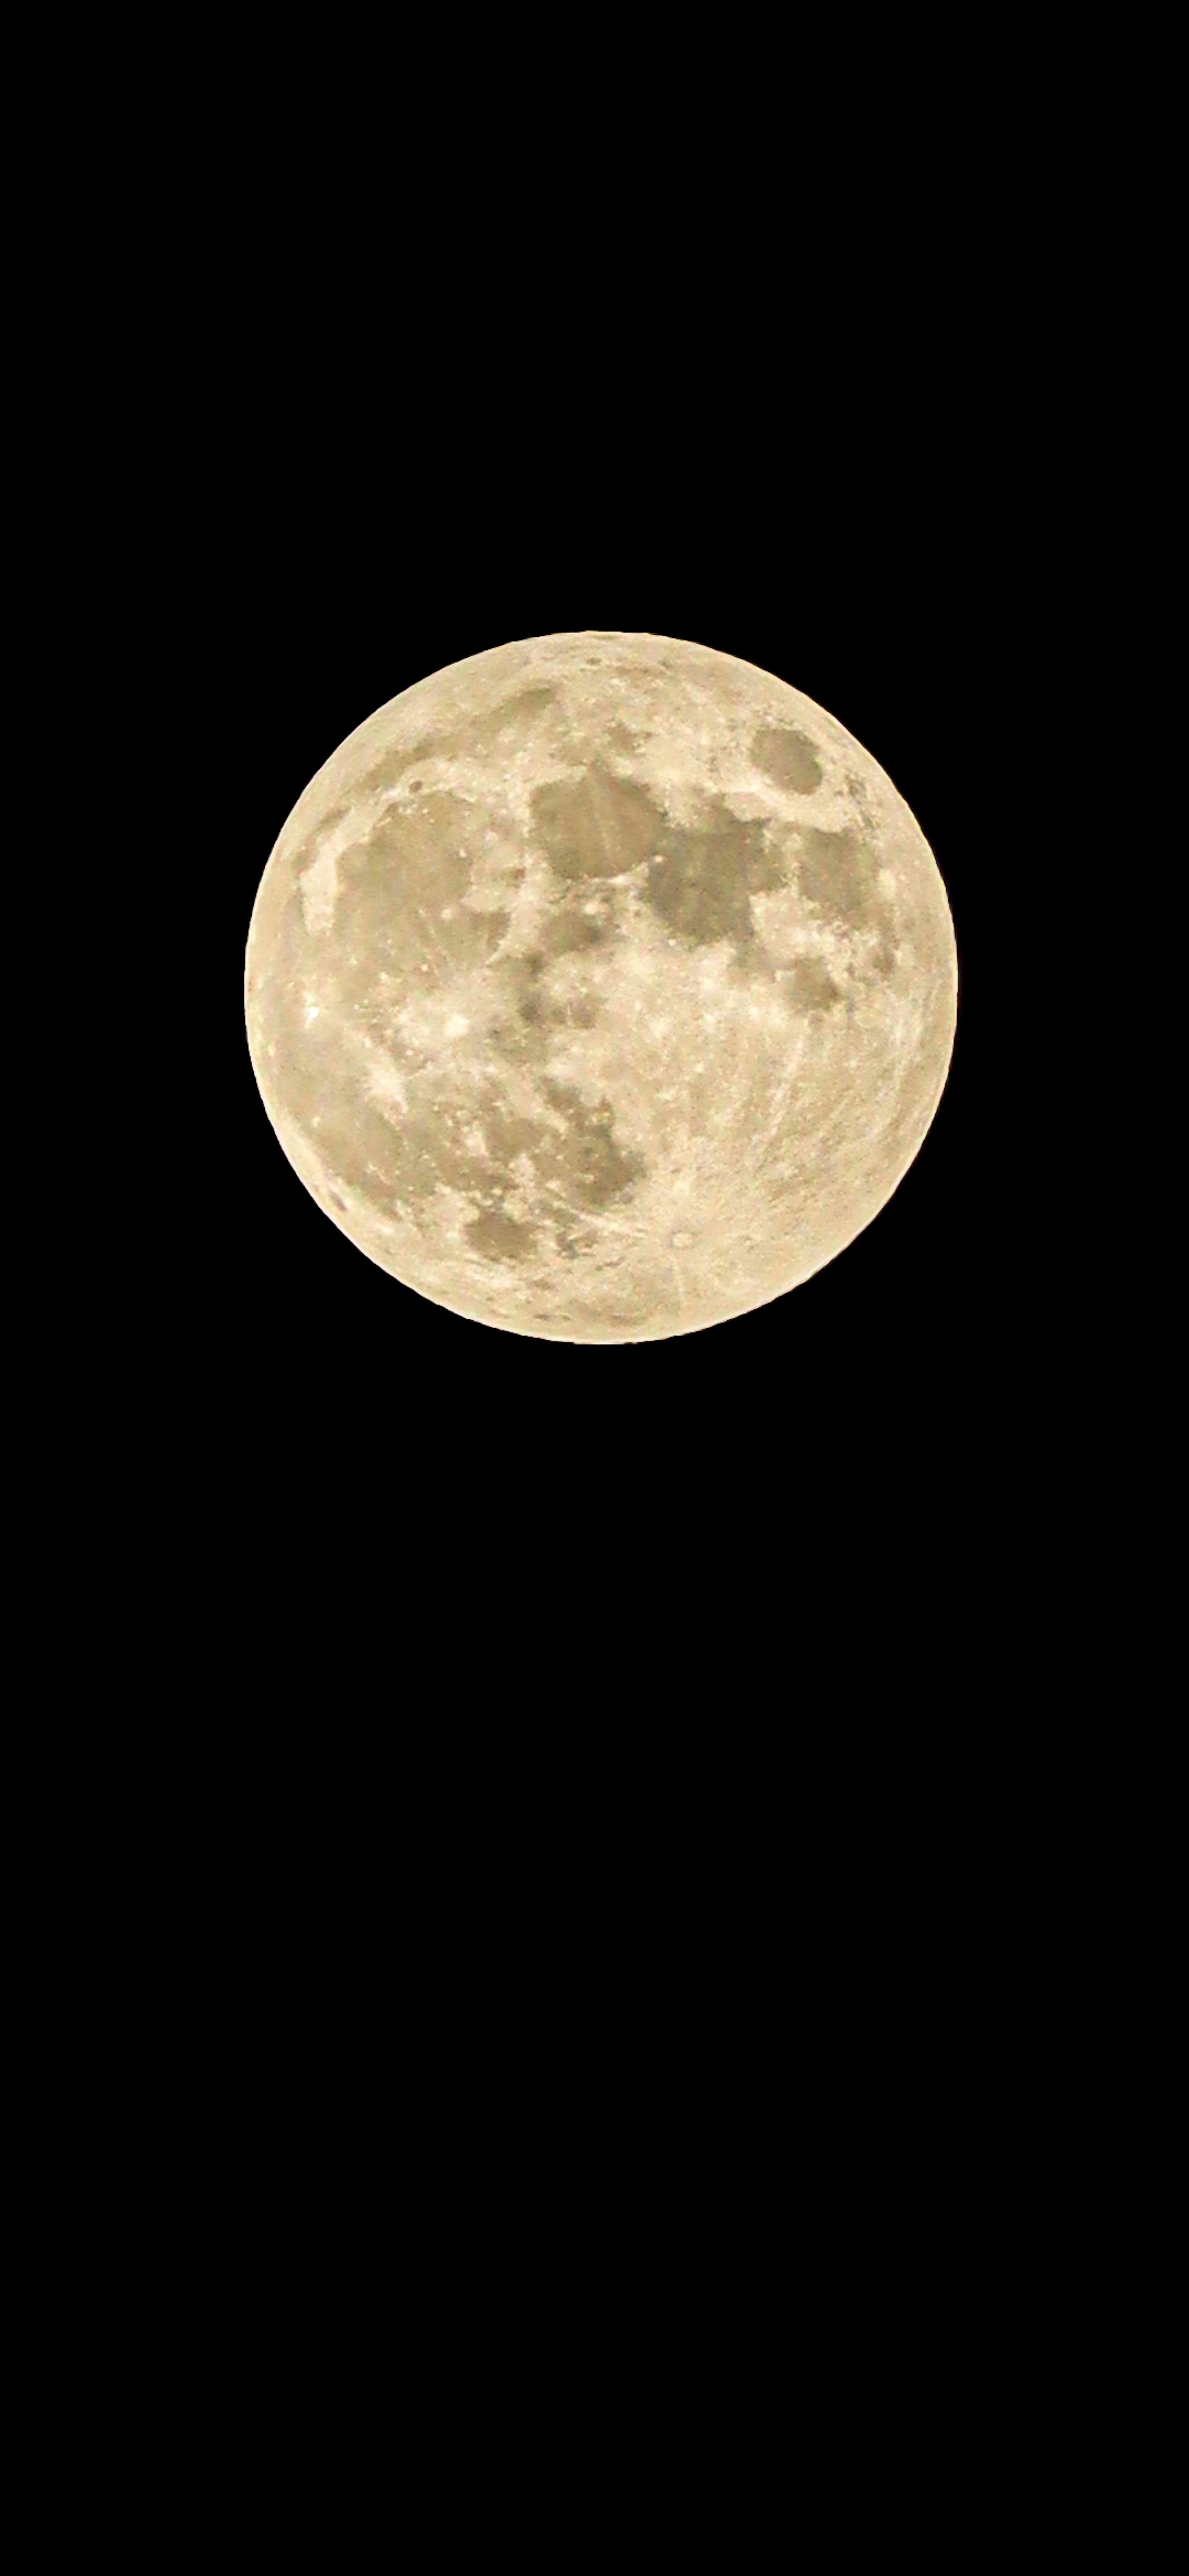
[245,633,957,1341]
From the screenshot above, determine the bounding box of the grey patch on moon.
[797,826,885,933]
[644,808,785,948]
[531,764,667,882]
[245,632,958,1342]
[466,1207,538,1264]
[358,686,559,796]
[540,1081,647,1212]
[751,725,823,796]
[780,956,843,1015]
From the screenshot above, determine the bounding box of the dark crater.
[751,725,822,796]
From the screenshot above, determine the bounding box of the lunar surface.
[245,633,957,1341]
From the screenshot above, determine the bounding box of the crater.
[752,726,822,796]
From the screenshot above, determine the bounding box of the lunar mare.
[245,633,957,1341]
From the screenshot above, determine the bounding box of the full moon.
[245,633,957,1341]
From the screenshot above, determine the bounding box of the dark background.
[55,52,1121,2296]
[37,50,1138,2434]
[177,123,1060,1543]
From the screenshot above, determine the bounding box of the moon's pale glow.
[245,634,957,1341]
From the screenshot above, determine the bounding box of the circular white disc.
[245,632,957,1341]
